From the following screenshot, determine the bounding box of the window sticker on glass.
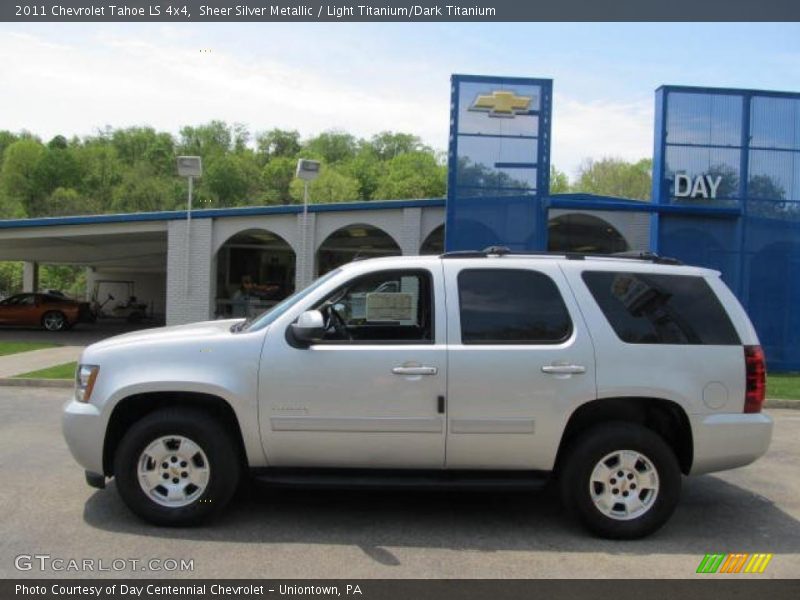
[366,292,414,322]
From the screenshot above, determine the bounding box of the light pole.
[177,156,202,295]
[295,159,321,287]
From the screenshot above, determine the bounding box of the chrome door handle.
[541,364,586,375]
[392,366,438,376]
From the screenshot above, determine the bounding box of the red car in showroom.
[0,293,92,331]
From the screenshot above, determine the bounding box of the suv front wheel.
[113,407,241,526]
[560,422,681,539]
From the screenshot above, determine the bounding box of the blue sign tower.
[444,75,799,371]
[652,86,800,371]
[445,74,552,251]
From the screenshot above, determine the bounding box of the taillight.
[744,345,766,414]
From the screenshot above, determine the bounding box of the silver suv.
[63,249,773,539]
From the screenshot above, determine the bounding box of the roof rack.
[440,246,683,265]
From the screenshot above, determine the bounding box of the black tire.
[559,422,681,539]
[41,311,67,332]
[113,407,242,526]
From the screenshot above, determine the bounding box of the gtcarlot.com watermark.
[14,554,194,573]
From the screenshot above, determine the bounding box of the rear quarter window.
[582,271,740,345]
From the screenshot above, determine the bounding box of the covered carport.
[0,199,449,328]
[0,215,169,324]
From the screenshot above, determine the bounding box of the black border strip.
[2,1,800,22]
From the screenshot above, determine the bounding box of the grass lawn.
[767,374,800,401]
[14,361,76,380]
[0,341,58,356]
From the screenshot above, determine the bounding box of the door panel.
[258,266,447,468]
[443,261,597,470]
[0,295,36,326]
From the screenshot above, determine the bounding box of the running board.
[251,468,551,491]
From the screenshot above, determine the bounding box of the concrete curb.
[765,399,800,409]
[0,378,73,388]
[0,377,798,407]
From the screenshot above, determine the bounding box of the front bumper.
[62,398,106,475]
[689,412,774,475]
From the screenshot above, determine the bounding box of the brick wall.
[166,218,214,325]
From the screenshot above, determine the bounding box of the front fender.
[101,378,267,469]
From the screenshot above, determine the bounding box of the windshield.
[239,269,342,333]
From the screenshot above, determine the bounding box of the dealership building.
[0,75,798,371]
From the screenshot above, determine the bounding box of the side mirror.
[290,310,325,347]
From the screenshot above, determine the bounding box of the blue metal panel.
[736,92,751,300]
[548,194,740,218]
[654,85,800,371]
[446,74,552,251]
[650,87,667,252]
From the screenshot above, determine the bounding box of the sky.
[0,22,798,178]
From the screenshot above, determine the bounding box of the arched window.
[548,214,629,254]
[215,229,296,318]
[317,224,401,275]
[420,225,445,255]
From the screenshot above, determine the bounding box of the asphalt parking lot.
[0,320,157,347]
[0,387,798,579]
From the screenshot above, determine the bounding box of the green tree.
[39,264,86,296]
[111,164,180,213]
[256,129,301,164]
[374,151,446,199]
[47,187,85,216]
[0,138,46,216]
[343,149,383,200]
[289,167,360,204]
[550,165,570,193]
[0,261,23,295]
[0,131,19,168]
[34,142,82,199]
[366,131,424,160]
[179,121,238,158]
[48,135,68,150]
[204,153,260,207]
[111,127,175,175]
[74,142,122,211]
[261,156,297,204]
[302,131,358,164]
[573,158,652,200]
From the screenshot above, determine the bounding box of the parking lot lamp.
[295,159,321,286]
[177,156,203,294]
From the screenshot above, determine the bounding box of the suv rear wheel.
[560,422,681,539]
[113,407,241,526]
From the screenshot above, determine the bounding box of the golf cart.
[91,280,148,323]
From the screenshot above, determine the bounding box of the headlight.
[75,364,99,403]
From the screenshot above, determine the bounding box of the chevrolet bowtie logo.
[470,90,533,117]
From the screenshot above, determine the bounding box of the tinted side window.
[582,271,740,345]
[458,269,572,344]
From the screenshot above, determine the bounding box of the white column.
[84,267,95,301]
[166,219,214,325]
[294,212,317,291]
[22,261,38,293]
[399,207,423,255]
